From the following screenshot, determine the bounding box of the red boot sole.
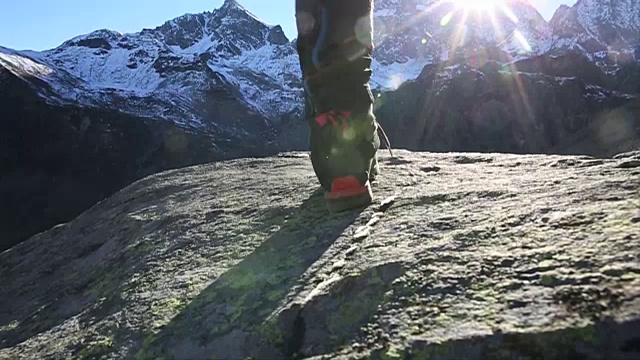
[325,183,373,212]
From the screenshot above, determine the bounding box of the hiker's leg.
[296,0,321,121]
[304,0,380,211]
[306,0,375,115]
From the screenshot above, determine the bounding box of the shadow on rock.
[0,181,203,351]
[279,261,405,359]
[136,190,364,359]
[371,319,640,360]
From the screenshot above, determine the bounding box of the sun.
[436,0,530,52]
[450,0,504,11]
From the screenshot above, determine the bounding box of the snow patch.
[372,58,433,90]
[0,51,52,78]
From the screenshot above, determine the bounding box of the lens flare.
[513,30,532,52]
[499,3,519,23]
[343,127,356,141]
[450,0,504,11]
[389,74,404,90]
[373,0,536,96]
[441,11,454,27]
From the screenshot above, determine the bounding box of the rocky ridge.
[549,0,640,54]
[1,0,300,129]
[2,0,638,127]
[1,150,639,359]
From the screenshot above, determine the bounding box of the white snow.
[375,9,395,17]
[371,58,433,90]
[0,51,52,78]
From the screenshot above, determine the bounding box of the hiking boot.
[309,110,380,212]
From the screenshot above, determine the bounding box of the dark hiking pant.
[295,0,379,193]
[295,0,375,117]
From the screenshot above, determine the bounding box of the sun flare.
[450,0,505,11]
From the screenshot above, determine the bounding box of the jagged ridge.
[1,0,638,128]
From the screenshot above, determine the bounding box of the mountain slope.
[1,151,639,359]
[550,0,640,55]
[370,1,640,156]
[0,63,269,252]
[3,0,303,128]
[0,0,303,250]
[371,0,553,88]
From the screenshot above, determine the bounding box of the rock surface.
[1,150,639,359]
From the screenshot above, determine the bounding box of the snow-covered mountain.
[2,0,638,130]
[550,0,640,54]
[371,0,553,87]
[1,0,303,133]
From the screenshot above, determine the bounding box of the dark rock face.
[152,53,205,74]
[63,29,121,50]
[1,151,638,359]
[616,61,640,94]
[267,25,289,46]
[156,13,208,50]
[74,38,112,50]
[375,52,640,156]
[513,52,611,86]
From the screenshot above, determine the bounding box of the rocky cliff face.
[375,52,640,156]
[1,151,639,359]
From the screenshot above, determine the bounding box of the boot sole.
[325,185,373,212]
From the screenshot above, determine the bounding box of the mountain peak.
[549,4,572,26]
[215,0,264,25]
[220,0,246,12]
[549,0,640,53]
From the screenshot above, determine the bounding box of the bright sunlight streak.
[450,0,504,11]
[439,0,523,41]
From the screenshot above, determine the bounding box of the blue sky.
[1,0,575,51]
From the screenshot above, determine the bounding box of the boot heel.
[325,177,373,212]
